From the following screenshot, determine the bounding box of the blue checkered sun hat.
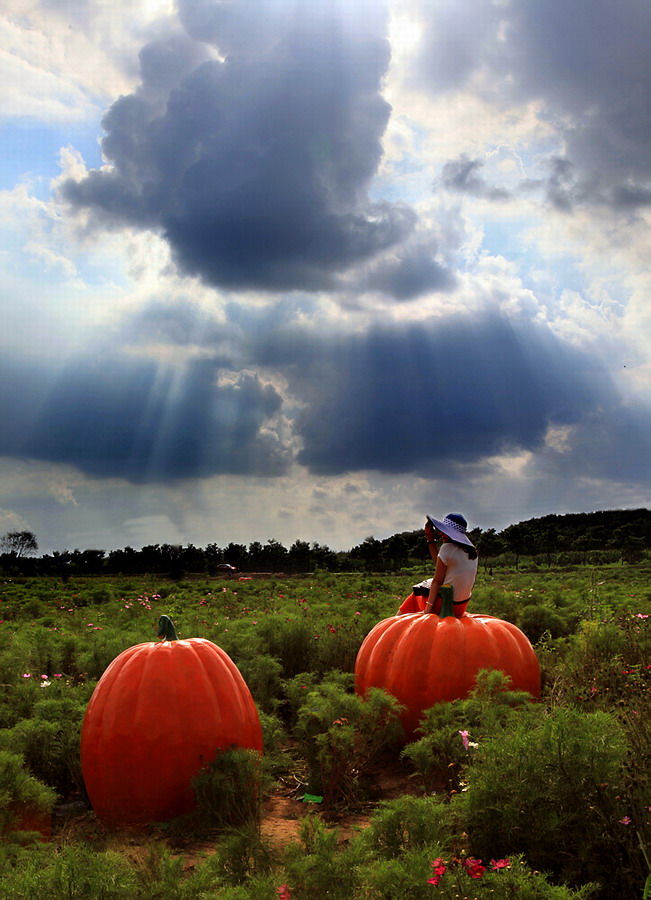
[427,513,475,548]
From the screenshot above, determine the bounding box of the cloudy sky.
[2,0,650,554]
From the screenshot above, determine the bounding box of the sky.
[1,0,651,555]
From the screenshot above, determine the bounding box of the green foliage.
[0,569,647,900]
[520,603,569,642]
[295,679,404,807]
[402,670,533,792]
[540,610,650,712]
[237,653,283,713]
[283,815,367,900]
[0,694,87,795]
[280,672,320,725]
[0,750,57,837]
[256,615,316,677]
[130,842,188,898]
[456,706,634,892]
[192,747,268,830]
[0,843,138,899]
[208,824,278,887]
[361,795,453,859]
[362,848,445,900]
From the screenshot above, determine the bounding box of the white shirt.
[438,542,478,602]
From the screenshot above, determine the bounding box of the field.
[1,564,649,899]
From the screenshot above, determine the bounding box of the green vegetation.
[2,507,650,576]
[0,564,648,899]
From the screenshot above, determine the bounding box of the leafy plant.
[295,680,403,807]
[402,670,531,792]
[192,747,269,830]
[361,794,453,859]
[0,750,57,839]
[456,705,635,893]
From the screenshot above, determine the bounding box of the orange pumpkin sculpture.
[354,589,540,740]
[81,615,263,826]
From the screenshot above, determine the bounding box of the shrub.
[358,847,437,900]
[257,616,316,678]
[362,795,453,859]
[456,706,634,893]
[314,617,365,674]
[89,587,112,604]
[192,747,268,830]
[0,695,87,795]
[283,815,366,900]
[520,603,569,642]
[295,680,403,807]
[402,670,533,793]
[0,750,57,837]
[0,843,138,898]
[279,672,320,725]
[257,710,293,778]
[208,823,277,887]
[237,654,283,713]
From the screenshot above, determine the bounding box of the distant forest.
[2,508,650,577]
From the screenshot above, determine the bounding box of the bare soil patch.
[51,757,429,862]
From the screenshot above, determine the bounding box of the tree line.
[1,508,650,577]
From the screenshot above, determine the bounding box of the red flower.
[463,857,486,878]
[431,857,447,875]
[427,875,441,886]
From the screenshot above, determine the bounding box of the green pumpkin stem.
[439,585,454,618]
[157,615,179,641]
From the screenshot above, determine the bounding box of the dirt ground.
[258,761,422,848]
[50,758,427,866]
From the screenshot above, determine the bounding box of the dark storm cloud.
[419,0,651,210]
[62,0,415,291]
[6,300,645,487]
[234,303,648,480]
[364,243,456,300]
[0,353,288,482]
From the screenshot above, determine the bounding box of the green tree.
[288,539,312,572]
[475,528,504,565]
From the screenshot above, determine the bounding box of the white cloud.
[2,1,179,125]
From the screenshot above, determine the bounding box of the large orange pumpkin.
[354,592,540,740]
[81,616,263,826]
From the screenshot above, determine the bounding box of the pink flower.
[41,674,48,680]
[431,857,447,875]
[277,885,291,900]
[463,857,486,878]
[618,816,632,825]
[21,673,31,678]
[490,858,511,870]
[459,729,470,750]
[427,875,441,886]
